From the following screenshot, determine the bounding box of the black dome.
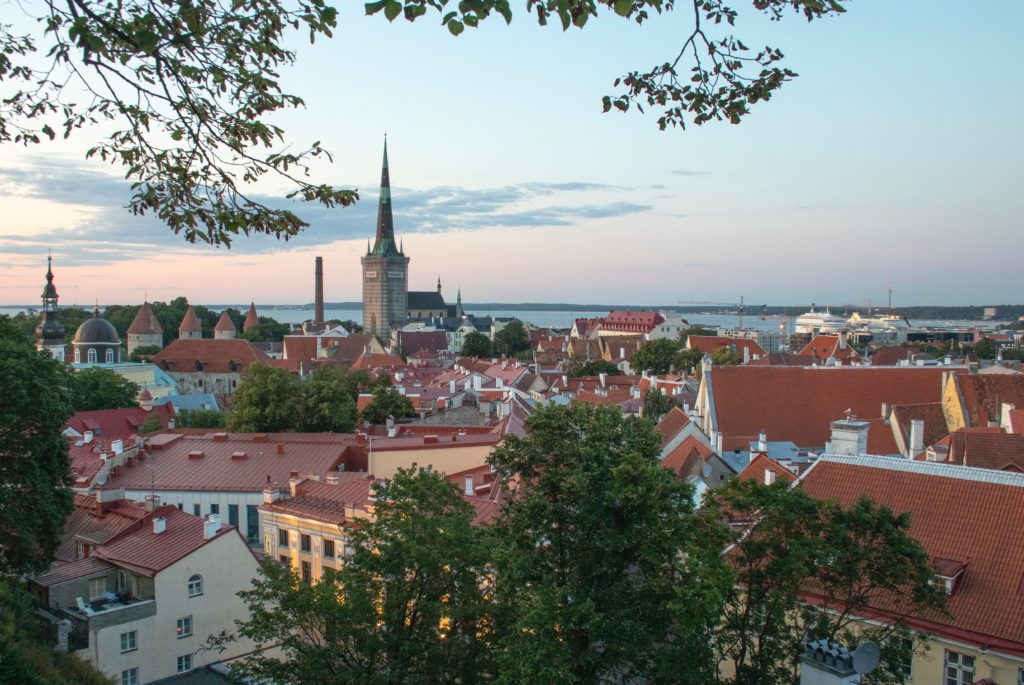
[73,316,120,344]
[36,317,66,340]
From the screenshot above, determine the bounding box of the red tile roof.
[736,452,795,484]
[887,402,949,452]
[661,436,714,478]
[707,366,955,452]
[152,338,272,374]
[351,353,406,370]
[1007,408,1024,435]
[54,495,149,564]
[799,455,1024,655]
[214,311,236,332]
[179,305,202,333]
[688,336,767,359]
[243,302,260,331]
[395,330,449,355]
[798,335,861,363]
[941,429,1024,471]
[600,310,665,333]
[869,346,922,366]
[94,506,234,577]
[261,475,376,525]
[747,353,816,367]
[127,301,162,335]
[31,555,116,586]
[955,374,1024,427]
[656,406,692,449]
[67,405,174,440]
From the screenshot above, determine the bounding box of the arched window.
[87,348,97,364]
[105,348,114,363]
[187,574,203,597]
[74,349,81,364]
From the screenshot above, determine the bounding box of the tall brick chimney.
[314,256,324,324]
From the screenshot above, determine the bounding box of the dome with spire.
[73,308,120,345]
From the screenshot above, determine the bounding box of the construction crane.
[677,296,765,330]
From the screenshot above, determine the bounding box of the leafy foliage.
[226,364,302,432]
[629,337,678,374]
[368,0,847,130]
[235,467,493,684]
[175,407,225,428]
[641,387,677,422]
[241,317,293,343]
[139,412,163,433]
[492,320,529,358]
[711,344,741,366]
[0,316,75,575]
[68,366,139,411]
[487,404,730,684]
[460,330,492,358]
[360,384,415,425]
[1,0,355,245]
[296,365,359,433]
[565,357,619,377]
[127,343,161,361]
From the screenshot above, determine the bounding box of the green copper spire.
[371,137,399,256]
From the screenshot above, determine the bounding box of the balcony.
[63,595,156,632]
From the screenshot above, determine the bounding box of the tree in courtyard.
[241,318,292,343]
[673,345,704,375]
[296,365,358,433]
[360,385,415,425]
[641,387,677,422]
[492,320,529,358]
[175,407,225,429]
[565,357,619,377]
[139,413,163,434]
[0,317,76,575]
[487,403,731,684]
[630,337,678,374]
[127,344,161,361]
[970,338,999,360]
[705,477,946,684]
[226,365,301,432]
[68,366,139,411]
[460,331,492,358]
[711,344,742,366]
[234,467,493,684]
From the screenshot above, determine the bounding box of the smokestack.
[314,256,324,323]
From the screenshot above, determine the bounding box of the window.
[300,534,311,553]
[279,554,290,566]
[105,348,114,363]
[121,668,138,685]
[228,503,239,527]
[187,574,203,597]
[278,529,289,547]
[119,630,137,653]
[323,539,335,559]
[176,615,193,638]
[209,503,219,515]
[176,654,192,674]
[89,576,106,600]
[74,349,81,364]
[247,505,259,542]
[193,503,200,516]
[1018,668,1024,685]
[87,348,97,364]
[301,560,312,584]
[944,650,975,685]
[116,570,127,593]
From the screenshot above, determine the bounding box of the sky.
[1,2,1022,308]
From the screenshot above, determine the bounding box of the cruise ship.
[794,305,847,334]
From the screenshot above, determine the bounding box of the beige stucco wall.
[260,510,354,584]
[909,635,1024,684]
[941,374,967,432]
[367,444,494,479]
[87,529,260,684]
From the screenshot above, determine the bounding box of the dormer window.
[930,557,966,595]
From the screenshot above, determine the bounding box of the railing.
[63,598,157,631]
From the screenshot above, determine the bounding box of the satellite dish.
[851,641,881,675]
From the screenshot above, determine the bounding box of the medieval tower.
[361,139,409,339]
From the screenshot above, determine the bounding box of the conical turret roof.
[243,302,260,331]
[128,301,163,335]
[179,305,202,333]
[215,310,237,332]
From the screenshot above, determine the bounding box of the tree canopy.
[492,320,529,358]
[359,384,415,425]
[226,365,303,432]
[629,337,678,374]
[68,366,139,411]
[460,331,492,358]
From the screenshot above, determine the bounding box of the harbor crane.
[676,296,766,330]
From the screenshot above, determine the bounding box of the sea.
[0,305,995,333]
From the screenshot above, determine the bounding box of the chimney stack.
[204,514,221,540]
[314,256,324,324]
[152,516,166,535]
[145,494,161,512]
[909,419,924,459]
[464,475,474,497]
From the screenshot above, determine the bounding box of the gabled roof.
[870,346,922,367]
[328,334,384,366]
[600,310,665,332]
[954,374,1024,427]
[179,305,202,333]
[407,291,446,310]
[351,353,406,370]
[798,455,1024,655]
[887,402,949,452]
[661,436,714,478]
[93,506,233,577]
[54,494,148,563]
[736,452,795,484]
[151,338,272,374]
[396,330,449,355]
[214,311,236,332]
[31,555,116,587]
[655,406,692,449]
[688,335,766,358]
[942,429,1024,471]
[66,405,174,440]
[127,301,163,335]
[707,366,955,452]
[798,335,861,363]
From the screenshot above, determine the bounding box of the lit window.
[187,574,203,597]
[944,650,975,685]
[176,654,192,674]
[323,540,335,559]
[87,348,97,364]
[119,630,137,653]
[176,615,192,638]
[121,668,138,685]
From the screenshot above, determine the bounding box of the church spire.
[371,137,399,256]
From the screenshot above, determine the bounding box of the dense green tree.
[0,316,75,575]
[673,345,704,375]
[226,365,302,432]
[241,317,293,343]
[970,338,999,360]
[175,407,225,429]
[641,387,678,422]
[487,404,730,684]
[492,320,529,358]
[711,344,741,366]
[360,385,415,425]
[706,478,946,684]
[461,331,492,358]
[127,344,162,361]
[296,365,359,433]
[68,366,139,411]
[630,337,678,374]
[565,357,619,377]
[235,467,493,684]
[139,413,163,434]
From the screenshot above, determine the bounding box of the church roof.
[214,310,237,332]
[127,301,163,335]
[179,305,202,333]
[369,139,402,258]
[73,312,120,345]
[41,255,58,300]
[408,291,446,310]
[243,302,260,331]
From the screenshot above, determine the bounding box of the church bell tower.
[35,254,66,361]
[361,139,409,339]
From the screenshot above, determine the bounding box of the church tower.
[361,139,409,339]
[35,254,66,361]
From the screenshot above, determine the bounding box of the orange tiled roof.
[661,436,713,478]
[955,374,1024,427]
[656,406,692,449]
[152,338,272,374]
[351,353,406,370]
[799,455,1024,655]
[243,302,260,331]
[736,452,795,483]
[54,495,148,563]
[870,346,922,366]
[941,429,1024,471]
[178,305,201,333]
[798,335,861,362]
[127,301,162,335]
[214,311,236,332]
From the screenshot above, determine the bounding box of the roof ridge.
[811,453,1024,487]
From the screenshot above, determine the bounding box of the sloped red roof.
[351,354,406,370]
[798,335,861,363]
[396,330,449,356]
[955,374,1024,427]
[214,310,236,332]
[736,452,795,484]
[688,336,766,359]
[54,495,148,564]
[67,405,174,440]
[151,338,272,375]
[870,346,921,366]
[1007,408,1024,435]
[661,436,714,478]
[179,305,202,333]
[888,402,949,451]
[799,456,1024,655]
[656,406,692,449]
[243,302,260,331]
[747,353,816,367]
[94,506,234,577]
[601,310,665,333]
[261,475,376,525]
[32,555,116,586]
[942,429,1024,471]
[127,301,163,335]
[708,366,955,451]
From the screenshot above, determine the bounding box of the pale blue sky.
[1,2,1021,307]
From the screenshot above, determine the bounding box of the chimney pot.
[204,514,221,540]
[152,516,167,535]
[145,494,161,512]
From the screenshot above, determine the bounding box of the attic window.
[930,557,966,595]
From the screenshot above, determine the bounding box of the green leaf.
[365,0,388,15]
[614,0,632,17]
[447,18,464,35]
[384,0,403,21]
